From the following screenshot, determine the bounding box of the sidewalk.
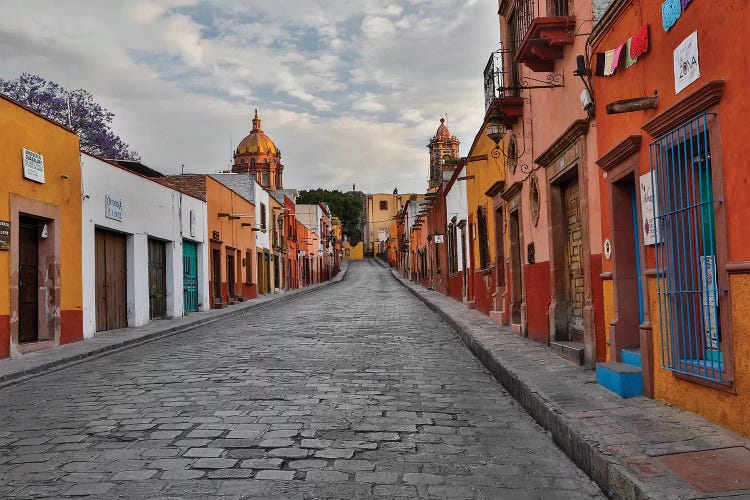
[0,261,348,389]
[378,258,750,500]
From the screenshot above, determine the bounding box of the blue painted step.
[621,348,642,368]
[596,362,643,398]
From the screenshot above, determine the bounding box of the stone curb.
[380,258,731,500]
[0,261,349,390]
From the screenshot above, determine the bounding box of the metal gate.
[182,241,198,313]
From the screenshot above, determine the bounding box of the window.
[262,171,270,187]
[477,206,490,270]
[260,203,267,230]
[379,200,388,210]
[650,113,729,383]
[530,175,540,226]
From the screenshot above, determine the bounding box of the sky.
[0,1,499,194]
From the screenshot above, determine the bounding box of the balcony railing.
[484,48,520,112]
[512,0,575,72]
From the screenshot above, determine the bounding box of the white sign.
[298,250,306,257]
[105,195,123,222]
[640,172,660,245]
[22,148,45,183]
[434,234,444,244]
[377,228,389,242]
[189,210,197,237]
[700,255,720,351]
[674,31,700,94]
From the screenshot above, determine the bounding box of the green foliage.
[297,189,364,244]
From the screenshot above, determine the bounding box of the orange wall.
[205,177,257,298]
[0,96,83,355]
[593,1,750,436]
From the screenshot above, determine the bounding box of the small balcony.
[514,0,575,72]
[483,50,524,127]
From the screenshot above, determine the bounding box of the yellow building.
[0,95,83,358]
[464,123,506,316]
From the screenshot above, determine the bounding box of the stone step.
[621,348,642,368]
[596,362,643,398]
[550,341,584,365]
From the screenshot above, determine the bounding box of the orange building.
[156,174,258,308]
[591,0,750,436]
[0,95,83,358]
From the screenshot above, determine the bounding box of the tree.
[297,189,364,244]
[0,73,140,160]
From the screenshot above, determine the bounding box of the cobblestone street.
[0,260,603,499]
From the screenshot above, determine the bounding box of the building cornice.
[596,135,641,171]
[501,181,523,201]
[535,119,590,167]
[485,181,506,198]
[641,81,725,138]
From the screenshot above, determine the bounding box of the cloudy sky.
[0,1,499,194]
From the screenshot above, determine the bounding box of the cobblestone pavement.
[0,260,604,499]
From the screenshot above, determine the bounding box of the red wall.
[472,271,496,316]
[525,262,550,345]
[0,315,8,358]
[60,310,83,345]
[447,272,464,302]
[590,254,606,363]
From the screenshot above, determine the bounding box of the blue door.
[183,241,198,313]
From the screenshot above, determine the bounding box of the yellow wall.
[465,125,505,268]
[0,96,83,354]
[602,279,614,362]
[649,275,750,437]
[344,241,364,260]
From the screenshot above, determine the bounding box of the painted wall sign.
[189,210,197,237]
[674,31,700,94]
[22,148,45,183]
[105,195,124,222]
[0,220,10,251]
[640,172,661,245]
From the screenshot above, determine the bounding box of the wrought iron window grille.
[650,112,730,383]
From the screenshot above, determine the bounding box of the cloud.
[0,0,500,194]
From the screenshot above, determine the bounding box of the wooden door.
[95,229,127,332]
[182,241,198,313]
[564,179,585,338]
[148,238,167,319]
[226,251,235,297]
[18,218,39,343]
[211,248,222,299]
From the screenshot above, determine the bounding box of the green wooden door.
[183,241,198,313]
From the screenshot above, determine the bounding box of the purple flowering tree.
[0,73,140,160]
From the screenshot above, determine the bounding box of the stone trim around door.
[9,194,61,357]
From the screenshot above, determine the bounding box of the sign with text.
[377,228,389,242]
[434,234,444,244]
[0,220,10,251]
[105,195,123,222]
[640,172,661,245]
[22,148,45,183]
[674,31,700,94]
[189,210,197,237]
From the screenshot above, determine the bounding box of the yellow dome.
[236,110,278,155]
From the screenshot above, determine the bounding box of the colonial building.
[591,0,750,435]
[81,155,208,337]
[427,118,459,189]
[233,110,284,190]
[0,95,83,358]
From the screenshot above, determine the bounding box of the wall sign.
[640,172,661,245]
[22,148,45,183]
[189,210,197,237]
[674,31,700,94]
[434,234,444,244]
[299,250,306,257]
[0,220,10,251]
[105,195,123,222]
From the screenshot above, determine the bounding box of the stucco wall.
[81,155,209,338]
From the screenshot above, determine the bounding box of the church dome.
[236,110,278,155]
[435,118,451,141]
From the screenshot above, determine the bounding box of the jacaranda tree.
[0,73,140,160]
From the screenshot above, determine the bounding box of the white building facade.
[81,154,208,338]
